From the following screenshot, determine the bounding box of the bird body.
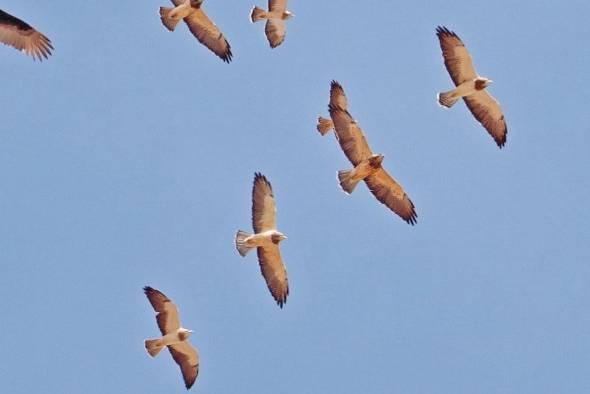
[250,0,292,48]
[235,173,289,308]
[438,77,492,108]
[338,154,384,194]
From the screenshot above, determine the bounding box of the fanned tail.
[316,117,334,135]
[159,7,181,31]
[145,338,164,357]
[235,230,254,257]
[437,90,460,108]
[337,170,360,194]
[250,6,267,23]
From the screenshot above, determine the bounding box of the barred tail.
[145,338,164,357]
[235,230,254,257]
[159,7,181,31]
[337,169,360,194]
[250,6,267,23]
[316,116,334,135]
[437,90,460,108]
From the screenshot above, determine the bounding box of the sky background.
[1,1,589,393]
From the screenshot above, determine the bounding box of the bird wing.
[168,341,199,390]
[436,26,476,86]
[329,80,348,110]
[463,90,508,148]
[268,0,288,13]
[264,18,286,48]
[170,0,232,63]
[251,173,277,233]
[364,168,417,225]
[144,286,180,335]
[329,107,373,166]
[0,9,52,61]
[257,244,289,307]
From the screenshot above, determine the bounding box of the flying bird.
[143,286,199,390]
[250,1,293,48]
[0,9,53,61]
[159,0,233,63]
[436,26,507,148]
[317,81,417,225]
[235,173,289,307]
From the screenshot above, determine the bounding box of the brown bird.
[143,286,199,390]
[436,26,507,148]
[317,81,417,225]
[235,173,289,308]
[250,0,293,48]
[0,9,52,61]
[159,0,233,63]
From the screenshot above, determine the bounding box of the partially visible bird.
[317,81,417,225]
[235,173,289,308]
[436,26,507,148]
[250,0,293,48]
[159,0,233,63]
[143,286,199,390]
[0,9,52,61]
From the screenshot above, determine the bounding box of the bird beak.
[282,235,288,240]
[488,80,494,84]
[188,330,194,333]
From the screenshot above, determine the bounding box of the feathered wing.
[436,26,476,86]
[364,169,417,225]
[329,107,373,166]
[251,173,276,233]
[168,341,199,389]
[144,286,181,335]
[0,9,52,61]
[463,91,508,148]
[169,0,232,63]
[268,0,288,13]
[329,80,348,110]
[257,244,289,307]
[264,18,286,48]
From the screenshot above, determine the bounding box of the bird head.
[271,232,288,244]
[283,11,294,19]
[369,154,384,168]
[475,77,492,90]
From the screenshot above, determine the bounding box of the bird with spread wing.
[317,81,417,225]
[0,9,52,61]
[436,26,507,148]
[143,286,199,390]
[235,173,289,308]
[159,0,232,63]
[250,0,293,48]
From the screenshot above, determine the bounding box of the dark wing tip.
[143,286,154,294]
[403,197,418,225]
[330,80,342,91]
[436,26,456,38]
[496,123,508,148]
[253,172,272,190]
[221,40,233,63]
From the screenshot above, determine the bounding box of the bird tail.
[159,7,181,31]
[437,90,460,108]
[250,6,267,23]
[145,338,164,357]
[337,169,360,194]
[235,230,254,257]
[316,117,334,135]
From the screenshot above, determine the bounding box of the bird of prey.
[143,286,199,390]
[235,173,289,308]
[159,0,233,63]
[250,1,293,48]
[317,81,417,225]
[0,9,52,61]
[436,26,507,148]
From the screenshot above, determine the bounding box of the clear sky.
[1,1,589,393]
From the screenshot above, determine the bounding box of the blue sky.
[1,0,589,393]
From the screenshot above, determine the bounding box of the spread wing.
[168,342,199,389]
[364,169,417,225]
[0,9,52,61]
[144,286,180,335]
[463,91,507,148]
[257,244,289,308]
[264,18,286,48]
[251,173,276,233]
[268,0,288,13]
[169,0,232,63]
[329,108,373,166]
[329,80,348,110]
[436,26,476,86]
